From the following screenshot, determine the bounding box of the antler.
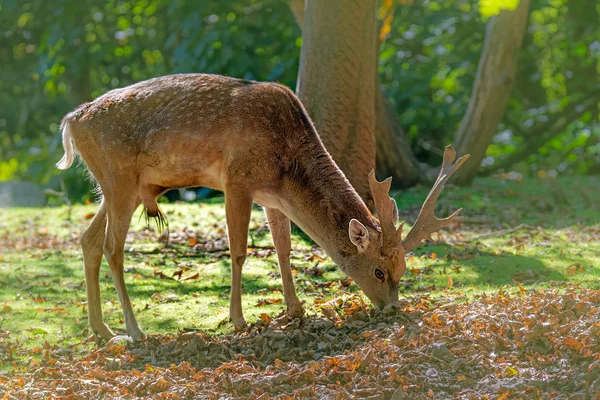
[368,171,403,249]
[402,145,470,251]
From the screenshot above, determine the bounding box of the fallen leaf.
[308,254,325,263]
[513,280,527,294]
[183,273,200,281]
[566,264,584,276]
[257,298,282,307]
[259,313,272,324]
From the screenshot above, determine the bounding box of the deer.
[56,74,469,343]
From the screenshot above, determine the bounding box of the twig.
[467,224,535,241]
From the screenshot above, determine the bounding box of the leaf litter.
[2,285,600,399]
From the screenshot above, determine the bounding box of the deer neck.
[280,147,378,266]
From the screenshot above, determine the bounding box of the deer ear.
[349,219,370,252]
[391,198,399,227]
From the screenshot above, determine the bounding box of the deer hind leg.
[224,190,253,330]
[264,208,303,319]
[103,191,145,342]
[81,199,115,341]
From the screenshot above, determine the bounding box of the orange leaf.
[257,298,283,307]
[447,276,453,289]
[566,264,584,275]
[513,279,527,294]
[308,254,325,263]
[378,0,393,19]
[259,313,272,324]
[565,337,583,351]
[379,14,394,41]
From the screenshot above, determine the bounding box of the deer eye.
[374,268,385,281]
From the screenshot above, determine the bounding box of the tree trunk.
[296,0,378,207]
[289,0,421,189]
[454,0,531,185]
[375,85,420,186]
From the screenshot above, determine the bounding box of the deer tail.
[56,119,75,170]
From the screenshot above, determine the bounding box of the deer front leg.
[224,191,253,330]
[103,196,145,342]
[265,208,303,319]
[81,200,115,341]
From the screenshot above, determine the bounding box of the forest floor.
[0,175,599,399]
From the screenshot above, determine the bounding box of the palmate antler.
[402,145,470,250]
[369,145,469,252]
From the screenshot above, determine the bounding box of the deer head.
[346,146,470,308]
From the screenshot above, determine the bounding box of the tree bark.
[454,0,531,185]
[296,0,378,207]
[289,0,420,190]
[375,84,420,186]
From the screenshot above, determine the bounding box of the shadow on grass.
[459,251,566,286]
[403,244,571,294]
[394,176,600,230]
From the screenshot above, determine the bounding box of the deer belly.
[254,191,284,210]
[139,162,224,192]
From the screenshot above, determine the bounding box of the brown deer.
[56,74,468,342]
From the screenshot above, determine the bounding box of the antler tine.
[368,170,401,248]
[402,145,470,251]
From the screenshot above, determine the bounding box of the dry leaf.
[566,264,584,275]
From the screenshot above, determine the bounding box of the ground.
[0,175,599,398]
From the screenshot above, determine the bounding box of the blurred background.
[0,0,598,204]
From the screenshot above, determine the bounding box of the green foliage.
[0,0,598,200]
[378,0,599,171]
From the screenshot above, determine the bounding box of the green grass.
[0,175,598,370]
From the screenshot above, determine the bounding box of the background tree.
[288,0,421,189]
[295,0,378,206]
[1,0,598,201]
[454,0,531,184]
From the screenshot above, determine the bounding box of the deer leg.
[224,191,252,330]
[103,195,145,342]
[81,200,114,341]
[265,208,303,319]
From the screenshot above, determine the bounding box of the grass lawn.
[0,174,599,398]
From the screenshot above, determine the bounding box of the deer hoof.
[92,323,116,343]
[128,327,146,343]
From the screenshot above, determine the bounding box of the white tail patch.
[56,122,75,170]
